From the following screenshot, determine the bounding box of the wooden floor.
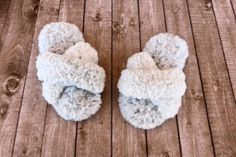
[0,0,236,156]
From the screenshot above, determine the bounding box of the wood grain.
[187,0,236,156]
[0,0,39,156]
[112,0,146,156]
[0,0,10,37]
[0,0,235,156]
[76,0,112,156]
[139,0,181,156]
[12,0,61,157]
[41,116,76,157]
[163,0,215,156]
[211,0,236,100]
[230,0,236,16]
[40,0,84,156]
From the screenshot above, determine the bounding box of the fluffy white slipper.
[36,51,105,94]
[118,68,186,101]
[54,87,101,121]
[36,22,105,121]
[143,33,188,69]
[64,41,98,64]
[119,95,182,129]
[38,22,84,54]
[118,49,187,129]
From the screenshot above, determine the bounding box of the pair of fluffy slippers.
[36,22,188,128]
[117,33,188,129]
[36,22,105,121]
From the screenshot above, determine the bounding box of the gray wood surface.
[0,0,235,156]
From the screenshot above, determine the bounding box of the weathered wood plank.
[41,0,85,156]
[211,0,236,101]
[0,0,10,37]
[187,0,236,156]
[0,0,39,156]
[163,0,215,156]
[76,0,112,156]
[230,0,236,15]
[147,120,181,157]
[112,0,146,156]
[59,0,85,25]
[41,116,76,157]
[139,0,166,46]
[12,0,61,156]
[139,0,181,156]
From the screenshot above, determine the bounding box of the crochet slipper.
[38,22,84,54]
[117,33,188,129]
[143,33,188,70]
[36,22,105,121]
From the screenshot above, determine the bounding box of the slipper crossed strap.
[117,33,188,129]
[36,22,106,121]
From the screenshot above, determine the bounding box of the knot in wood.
[193,92,203,100]
[4,75,20,96]
[46,7,60,15]
[213,79,220,91]
[191,89,203,100]
[93,12,103,22]
[204,2,212,10]
[0,104,9,118]
[24,1,39,18]
[162,151,170,157]
[22,147,27,155]
[187,121,192,127]
[33,1,40,15]
[113,21,122,33]
[129,18,135,27]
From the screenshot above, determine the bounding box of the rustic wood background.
[0,0,236,156]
